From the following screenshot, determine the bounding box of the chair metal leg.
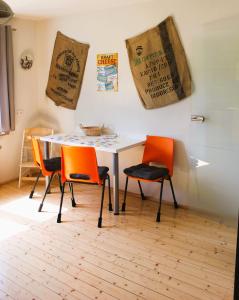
[156,178,164,222]
[107,175,113,211]
[169,176,178,209]
[98,179,106,228]
[138,180,146,200]
[38,173,54,212]
[57,182,65,223]
[122,176,128,212]
[69,182,76,207]
[57,173,62,193]
[29,170,42,198]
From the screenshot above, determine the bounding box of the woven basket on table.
[80,124,102,136]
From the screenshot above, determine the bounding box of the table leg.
[44,141,50,191]
[112,152,119,215]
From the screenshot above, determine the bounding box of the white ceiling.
[5,0,151,20]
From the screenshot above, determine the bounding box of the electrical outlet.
[16,109,24,118]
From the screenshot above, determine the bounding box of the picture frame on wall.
[97,53,118,92]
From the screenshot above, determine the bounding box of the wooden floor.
[0,180,236,300]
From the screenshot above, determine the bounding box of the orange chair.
[58,146,112,227]
[31,137,62,212]
[121,136,178,222]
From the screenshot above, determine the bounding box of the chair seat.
[98,166,109,179]
[124,163,168,180]
[70,166,109,181]
[43,157,61,172]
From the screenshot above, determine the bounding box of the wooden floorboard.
[0,180,236,300]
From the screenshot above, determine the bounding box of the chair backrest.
[32,137,50,176]
[25,127,53,138]
[142,135,174,176]
[61,146,101,184]
[20,127,54,164]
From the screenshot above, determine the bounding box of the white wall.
[0,18,39,183]
[34,0,239,218]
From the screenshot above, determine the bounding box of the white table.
[40,133,144,214]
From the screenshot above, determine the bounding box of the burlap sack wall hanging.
[46,31,89,110]
[126,16,192,109]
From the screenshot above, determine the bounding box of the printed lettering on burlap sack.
[126,16,192,109]
[46,31,89,110]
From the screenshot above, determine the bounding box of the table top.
[40,133,144,153]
